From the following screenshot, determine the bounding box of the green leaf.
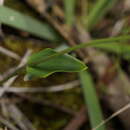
[93,42,130,60]
[64,0,76,26]
[26,48,87,79]
[0,6,59,41]
[80,71,105,130]
[87,0,117,30]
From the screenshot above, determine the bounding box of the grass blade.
[87,0,117,30]
[92,103,130,130]
[80,71,105,130]
[64,0,76,26]
[0,6,59,41]
[92,42,130,60]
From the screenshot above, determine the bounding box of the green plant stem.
[1,35,130,84]
[29,35,130,65]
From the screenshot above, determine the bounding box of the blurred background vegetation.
[0,0,130,130]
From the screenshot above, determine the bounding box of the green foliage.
[26,48,87,79]
[93,42,130,60]
[87,0,117,30]
[25,35,130,79]
[0,6,59,41]
[80,71,105,130]
[1,1,130,130]
[64,0,76,26]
